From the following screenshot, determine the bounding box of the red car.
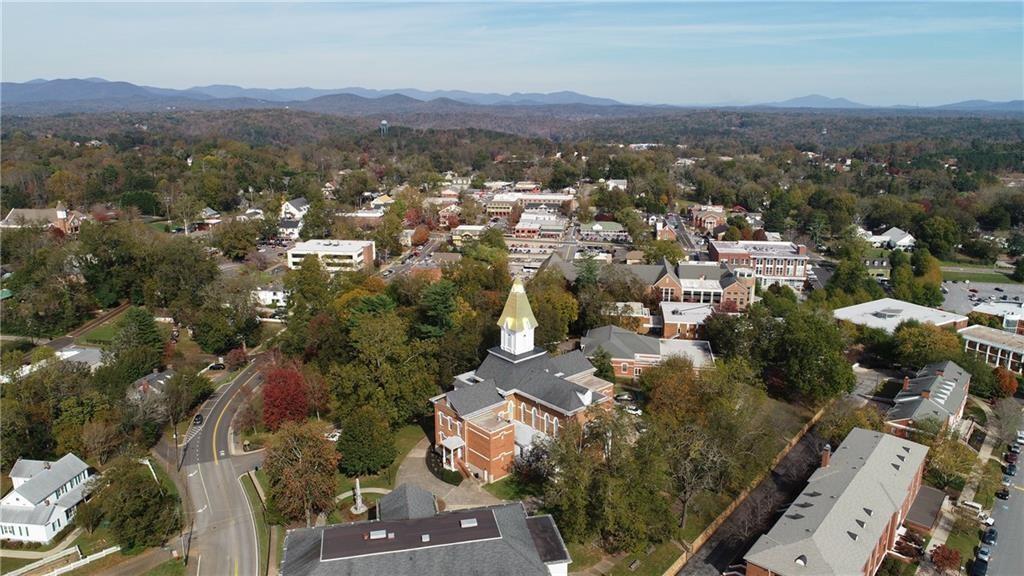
[1007,451,1019,464]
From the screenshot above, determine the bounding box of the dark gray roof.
[675,261,730,281]
[905,485,944,530]
[580,325,660,359]
[624,263,669,285]
[886,360,970,424]
[525,515,572,564]
[279,219,301,229]
[377,484,437,521]
[548,350,594,377]
[287,197,310,210]
[447,379,505,416]
[541,252,578,283]
[280,503,563,576]
[474,349,600,414]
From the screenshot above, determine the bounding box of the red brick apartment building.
[708,240,809,291]
[430,279,613,483]
[744,429,928,576]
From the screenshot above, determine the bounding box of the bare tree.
[991,398,1022,445]
[668,426,727,529]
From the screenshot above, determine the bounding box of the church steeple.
[497,277,537,354]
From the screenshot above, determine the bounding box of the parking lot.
[941,280,1024,315]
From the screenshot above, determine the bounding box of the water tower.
[380,120,389,137]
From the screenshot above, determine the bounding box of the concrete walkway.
[0,528,81,559]
[926,397,998,556]
[394,438,502,509]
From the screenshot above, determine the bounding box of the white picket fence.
[5,546,80,576]
[47,546,121,575]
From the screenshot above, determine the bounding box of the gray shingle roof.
[743,429,928,576]
[9,454,89,505]
[280,503,562,576]
[580,325,660,359]
[548,350,594,377]
[474,349,601,415]
[447,379,505,417]
[377,484,437,521]
[288,197,310,210]
[886,361,970,424]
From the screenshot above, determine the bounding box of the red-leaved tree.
[931,544,960,574]
[995,366,1019,398]
[262,367,309,431]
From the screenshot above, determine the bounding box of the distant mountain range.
[1,78,1021,117]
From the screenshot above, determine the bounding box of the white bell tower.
[497,278,537,355]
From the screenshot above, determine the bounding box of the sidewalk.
[926,397,998,555]
[0,529,81,559]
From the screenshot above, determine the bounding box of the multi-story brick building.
[885,361,970,438]
[430,279,614,483]
[627,259,756,310]
[744,429,928,576]
[708,240,810,291]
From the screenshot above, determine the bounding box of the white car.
[324,429,342,442]
[623,404,642,417]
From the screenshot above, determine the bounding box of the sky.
[2,2,1022,106]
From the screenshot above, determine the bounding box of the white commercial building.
[0,454,92,543]
[959,324,1024,374]
[833,298,968,334]
[286,239,376,274]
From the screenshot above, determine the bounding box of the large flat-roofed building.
[744,429,928,576]
[959,324,1024,373]
[280,497,571,576]
[286,240,375,274]
[708,240,809,290]
[832,298,968,334]
[970,301,1024,334]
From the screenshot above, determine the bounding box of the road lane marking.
[237,473,260,576]
[198,463,212,509]
[197,505,207,513]
[234,557,239,576]
[212,368,260,464]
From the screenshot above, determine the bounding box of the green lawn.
[608,540,684,576]
[483,475,541,501]
[0,557,36,574]
[335,424,425,496]
[143,559,185,576]
[565,542,604,572]
[240,474,270,576]
[966,403,988,426]
[976,459,1004,509]
[942,271,1020,284]
[146,221,172,233]
[0,339,35,355]
[679,491,732,544]
[945,530,981,568]
[78,322,119,345]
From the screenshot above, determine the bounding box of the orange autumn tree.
[994,366,1019,398]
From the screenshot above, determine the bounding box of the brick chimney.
[821,444,832,468]
[903,376,911,391]
[921,389,930,399]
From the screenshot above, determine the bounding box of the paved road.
[987,449,1023,575]
[182,359,267,576]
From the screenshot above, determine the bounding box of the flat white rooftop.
[660,302,716,325]
[833,298,967,334]
[658,339,715,369]
[289,239,373,255]
[972,301,1024,318]
[710,240,807,258]
[959,324,1024,350]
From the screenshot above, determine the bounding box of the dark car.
[1007,463,1018,476]
[971,559,989,576]
[1007,452,1019,464]
[995,287,1005,292]
[996,488,1011,500]
[208,362,226,371]
[192,413,204,426]
[982,527,998,546]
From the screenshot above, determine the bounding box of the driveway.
[394,438,502,509]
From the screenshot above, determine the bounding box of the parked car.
[981,527,998,546]
[969,288,980,293]
[193,413,204,426]
[977,546,992,563]
[623,404,642,416]
[971,558,989,576]
[1006,463,1018,476]
[614,392,635,402]
[995,488,1011,500]
[1006,451,1018,464]
[1010,443,1022,454]
[208,362,226,371]
[1002,475,1013,488]
[995,286,1005,292]
[324,429,342,442]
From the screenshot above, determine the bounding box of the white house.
[280,197,310,221]
[253,285,287,308]
[277,219,303,240]
[369,194,396,210]
[0,454,92,543]
[860,226,916,251]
